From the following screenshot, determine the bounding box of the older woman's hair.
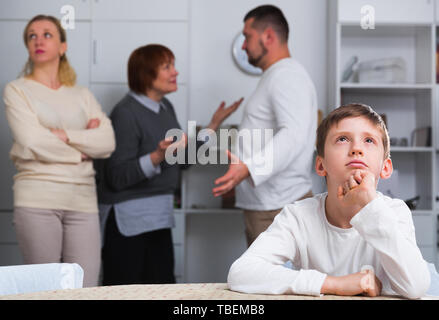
[22,15,76,86]
[128,44,175,94]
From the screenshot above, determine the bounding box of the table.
[0,283,416,300]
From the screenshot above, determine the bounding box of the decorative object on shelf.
[405,195,420,210]
[399,137,408,147]
[411,126,431,147]
[341,56,359,82]
[357,57,406,83]
[231,32,263,75]
[389,137,410,147]
[389,137,398,146]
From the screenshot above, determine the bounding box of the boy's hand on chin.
[337,169,378,210]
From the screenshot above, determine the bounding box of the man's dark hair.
[244,5,289,43]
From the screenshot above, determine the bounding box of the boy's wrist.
[321,275,339,295]
[357,189,378,209]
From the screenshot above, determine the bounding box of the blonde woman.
[2,15,115,287]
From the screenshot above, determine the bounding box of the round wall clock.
[231,32,263,76]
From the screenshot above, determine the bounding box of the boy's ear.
[315,155,327,177]
[380,158,393,180]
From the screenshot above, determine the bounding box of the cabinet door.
[91,22,188,84]
[0,212,17,243]
[0,21,27,210]
[0,0,90,20]
[91,0,188,21]
[338,0,434,24]
[90,83,129,115]
[65,22,91,87]
[0,244,24,266]
[436,0,439,23]
[412,214,436,246]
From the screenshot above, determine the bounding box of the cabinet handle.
[93,40,97,65]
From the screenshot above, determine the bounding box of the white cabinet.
[0,0,91,20]
[0,244,24,266]
[0,212,22,266]
[0,212,16,244]
[65,22,92,87]
[0,21,27,210]
[329,0,438,266]
[413,214,438,263]
[91,0,188,21]
[413,214,437,246]
[89,83,129,115]
[340,25,433,84]
[90,21,188,84]
[436,0,439,24]
[338,0,434,25]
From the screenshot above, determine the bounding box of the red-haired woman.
[97,44,242,285]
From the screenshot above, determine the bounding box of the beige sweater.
[3,78,115,213]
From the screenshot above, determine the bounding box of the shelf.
[340,83,433,90]
[183,208,243,215]
[391,147,434,152]
[412,210,436,216]
[173,209,185,215]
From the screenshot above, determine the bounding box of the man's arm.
[213,71,316,196]
[244,71,316,186]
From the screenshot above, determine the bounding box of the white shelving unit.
[329,0,438,266]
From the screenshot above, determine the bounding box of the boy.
[227,103,430,298]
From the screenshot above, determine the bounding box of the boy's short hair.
[316,103,390,159]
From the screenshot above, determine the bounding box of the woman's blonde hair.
[22,14,76,86]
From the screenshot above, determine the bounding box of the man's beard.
[247,40,267,67]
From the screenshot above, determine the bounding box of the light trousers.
[13,206,101,287]
[243,190,313,247]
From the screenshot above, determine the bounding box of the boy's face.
[315,116,392,190]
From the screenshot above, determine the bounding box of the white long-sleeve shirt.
[228,193,430,299]
[3,78,115,213]
[235,57,317,211]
